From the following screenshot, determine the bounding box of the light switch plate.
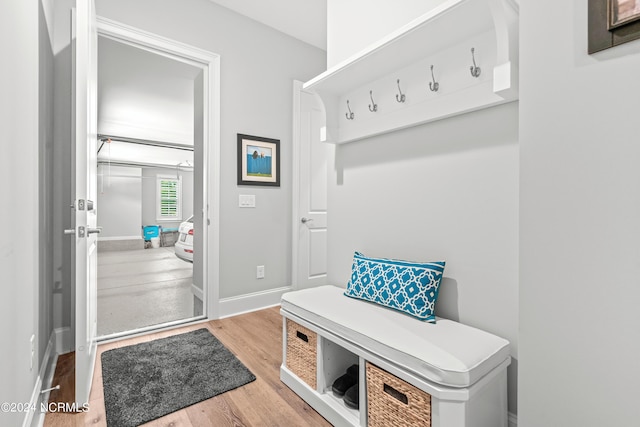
[239,194,256,208]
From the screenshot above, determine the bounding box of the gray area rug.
[101,328,256,427]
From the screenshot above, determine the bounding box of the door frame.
[292,80,303,290]
[96,17,221,319]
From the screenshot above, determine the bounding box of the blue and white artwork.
[238,134,280,186]
[246,145,272,177]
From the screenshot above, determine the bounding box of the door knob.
[301,217,313,224]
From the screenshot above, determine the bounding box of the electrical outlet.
[256,265,265,279]
[30,334,35,371]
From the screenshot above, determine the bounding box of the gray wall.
[96,0,327,299]
[52,0,73,332]
[327,103,519,413]
[518,1,640,425]
[0,0,53,424]
[141,167,194,230]
[97,165,142,238]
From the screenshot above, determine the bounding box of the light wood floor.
[44,306,331,427]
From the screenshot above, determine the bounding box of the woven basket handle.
[383,383,408,405]
[296,331,309,343]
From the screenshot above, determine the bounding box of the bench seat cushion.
[281,285,510,388]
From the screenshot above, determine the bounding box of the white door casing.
[71,0,98,406]
[292,81,328,290]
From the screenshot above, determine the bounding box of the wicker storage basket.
[366,362,431,427]
[286,319,317,389]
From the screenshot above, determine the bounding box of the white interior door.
[293,82,328,289]
[71,0,98,406]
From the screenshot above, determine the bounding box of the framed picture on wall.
[237,134,280,187]
[609,0,640,29]
[590,0,640,53]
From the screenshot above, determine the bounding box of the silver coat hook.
[429,65,439,92]
[368,90,378,112]
[470,47,481,78]
[345,100,354,120]
[395,79,406,103]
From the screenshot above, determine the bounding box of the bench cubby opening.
[317,337,361,422]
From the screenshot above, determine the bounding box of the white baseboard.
[191,284,203,301]
[97,235,142,241]
[508,411,517,427]
[54,327,71,355]
[23,332,57,427]
[218,286,291,319]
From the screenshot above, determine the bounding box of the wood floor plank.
[141,408,192,426]
[47,352,75,405]
[207,310,330,427]
[185,394,247,427]
[45,307,331,427]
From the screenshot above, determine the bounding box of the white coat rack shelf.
[303,0,520,144]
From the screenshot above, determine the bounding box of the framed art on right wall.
[609,0,640,29]
[589,0,640,53]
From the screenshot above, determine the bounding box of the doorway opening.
[94,19,220,339]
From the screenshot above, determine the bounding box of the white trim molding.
[291,80,303,290]
[191,284,203,302]
[218,286,291,319]
[54,327,72,355]
[97,235,142,241]
[98,118,192,146]
[23,332,57,427]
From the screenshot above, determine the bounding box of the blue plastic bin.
[143,225,160,240]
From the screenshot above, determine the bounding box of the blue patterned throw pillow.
[344,252,445,322]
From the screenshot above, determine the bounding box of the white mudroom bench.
[280,285,511,427]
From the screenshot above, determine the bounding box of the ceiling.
[208,0,327,51]
[98,37,198,167]
[98,36,200,142]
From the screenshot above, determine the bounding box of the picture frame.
[589,0,640,53]
[609,0,640,29]
[237,134,280,187]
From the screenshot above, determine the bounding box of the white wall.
[518,1,640,425]
[98,36,199,145]
[325,0,520,415]
[327,103,520,413]
[97,165,142,238]
[0,0,46,425]
[95,0,326,299]
[96,165,194,239]
[326,0,448,67]
[141,167,194,230]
